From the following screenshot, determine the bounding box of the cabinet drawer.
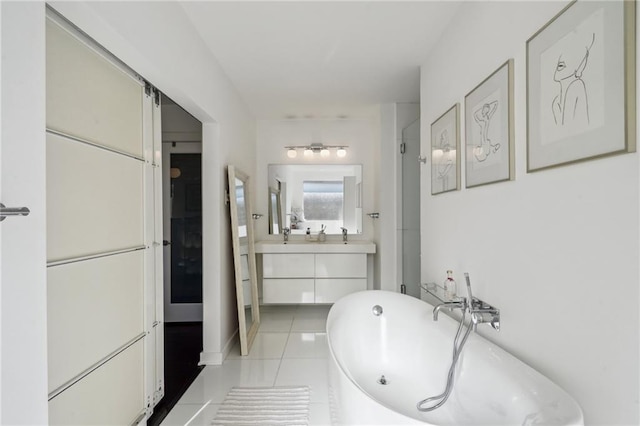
[263,278,315,304]
[315,254,366,278]
[263,253,314,278]
[315,279,366,303]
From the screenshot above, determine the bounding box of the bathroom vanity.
[255,241,376,304]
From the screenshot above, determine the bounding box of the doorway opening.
[148,96,204,425]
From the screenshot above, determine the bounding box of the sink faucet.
[340,227,348,244]
[283,227,290,244]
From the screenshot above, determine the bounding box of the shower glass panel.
[401,118,421,298]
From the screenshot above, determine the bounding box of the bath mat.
[211,386,310,426]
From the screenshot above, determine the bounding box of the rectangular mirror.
[268,164,363,235]
[228,165,260,355]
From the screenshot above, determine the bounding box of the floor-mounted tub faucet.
[340,227,348,244]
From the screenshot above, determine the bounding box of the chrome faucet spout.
[283,227,290,244]
[340,227,348,243]
[433,301,466,321]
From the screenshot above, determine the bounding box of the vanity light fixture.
[284,143,349,159]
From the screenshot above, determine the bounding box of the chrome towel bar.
[0,203,30,221]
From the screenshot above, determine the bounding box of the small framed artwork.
[465,59,515,188]
[526,0,636,172]
[431,104,460,195]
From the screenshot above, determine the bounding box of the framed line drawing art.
[465,59,515,188]
[431,104,460,195]
[526,0,636,172]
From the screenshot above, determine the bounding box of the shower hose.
[416,309,473,412]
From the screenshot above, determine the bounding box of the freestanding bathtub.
[326,290,583,425]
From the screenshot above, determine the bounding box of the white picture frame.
[431,104,460,195]
[526,0,636,172]
[465,59,515,188]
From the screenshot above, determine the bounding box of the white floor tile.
[296,305,332,318]
[177,360,280,404]
[257,310,295,332]
[159,402,219,426]
[165,305,334,421]
[291,316,328,332]
[226,332,289,359]
[261,304,299,314]
[283,332,329,359]
[275,358,329,403]
[291,305,331,332]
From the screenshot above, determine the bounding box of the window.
[303,181,343,220]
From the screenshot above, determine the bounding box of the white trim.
[198,328,238,366]
[198,351,223,366]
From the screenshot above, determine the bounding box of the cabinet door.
[315,279,367,303]
[315,254,366,278]
[263,278,315,304]
[263,253,315,278]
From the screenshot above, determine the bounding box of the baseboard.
[222,329,239,359]
[198,351,223,365]
[198,329,238,365]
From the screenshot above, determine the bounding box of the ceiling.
[181,1,462,120]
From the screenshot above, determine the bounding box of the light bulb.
[320,148,330,157]
[304,148,313,157]
[337,148,347,158]
[287,149,297,158]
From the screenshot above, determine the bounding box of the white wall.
[255,119,377,242]
[46,2,256,365]
[421,2,639,424]
[0,3,49,424]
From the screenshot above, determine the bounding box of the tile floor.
[160,304,332,425]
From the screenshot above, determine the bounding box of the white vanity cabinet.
[257,242,375,304]
[314,254,367,303]
[262,253,315,304]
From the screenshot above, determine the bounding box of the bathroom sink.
[255,240,376,254]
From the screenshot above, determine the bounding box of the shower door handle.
[0,203,30,222]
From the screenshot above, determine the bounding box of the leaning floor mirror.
[228,165,260,355]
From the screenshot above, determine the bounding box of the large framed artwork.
[526,0,636,172]
[465,59,515,187]
[431,104,460,195]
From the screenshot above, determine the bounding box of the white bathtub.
[326,290,583,425]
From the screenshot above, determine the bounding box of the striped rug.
[211,386,310,426]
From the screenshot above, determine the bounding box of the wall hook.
[418,156,427,164]
[252,213,264,220]
[367,212,380,219]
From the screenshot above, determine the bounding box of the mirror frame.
[228,165,260,355]
[268,187,283,234]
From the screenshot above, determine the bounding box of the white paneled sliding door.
[46,10,163,424]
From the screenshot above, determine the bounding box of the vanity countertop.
[255,240,376,254]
